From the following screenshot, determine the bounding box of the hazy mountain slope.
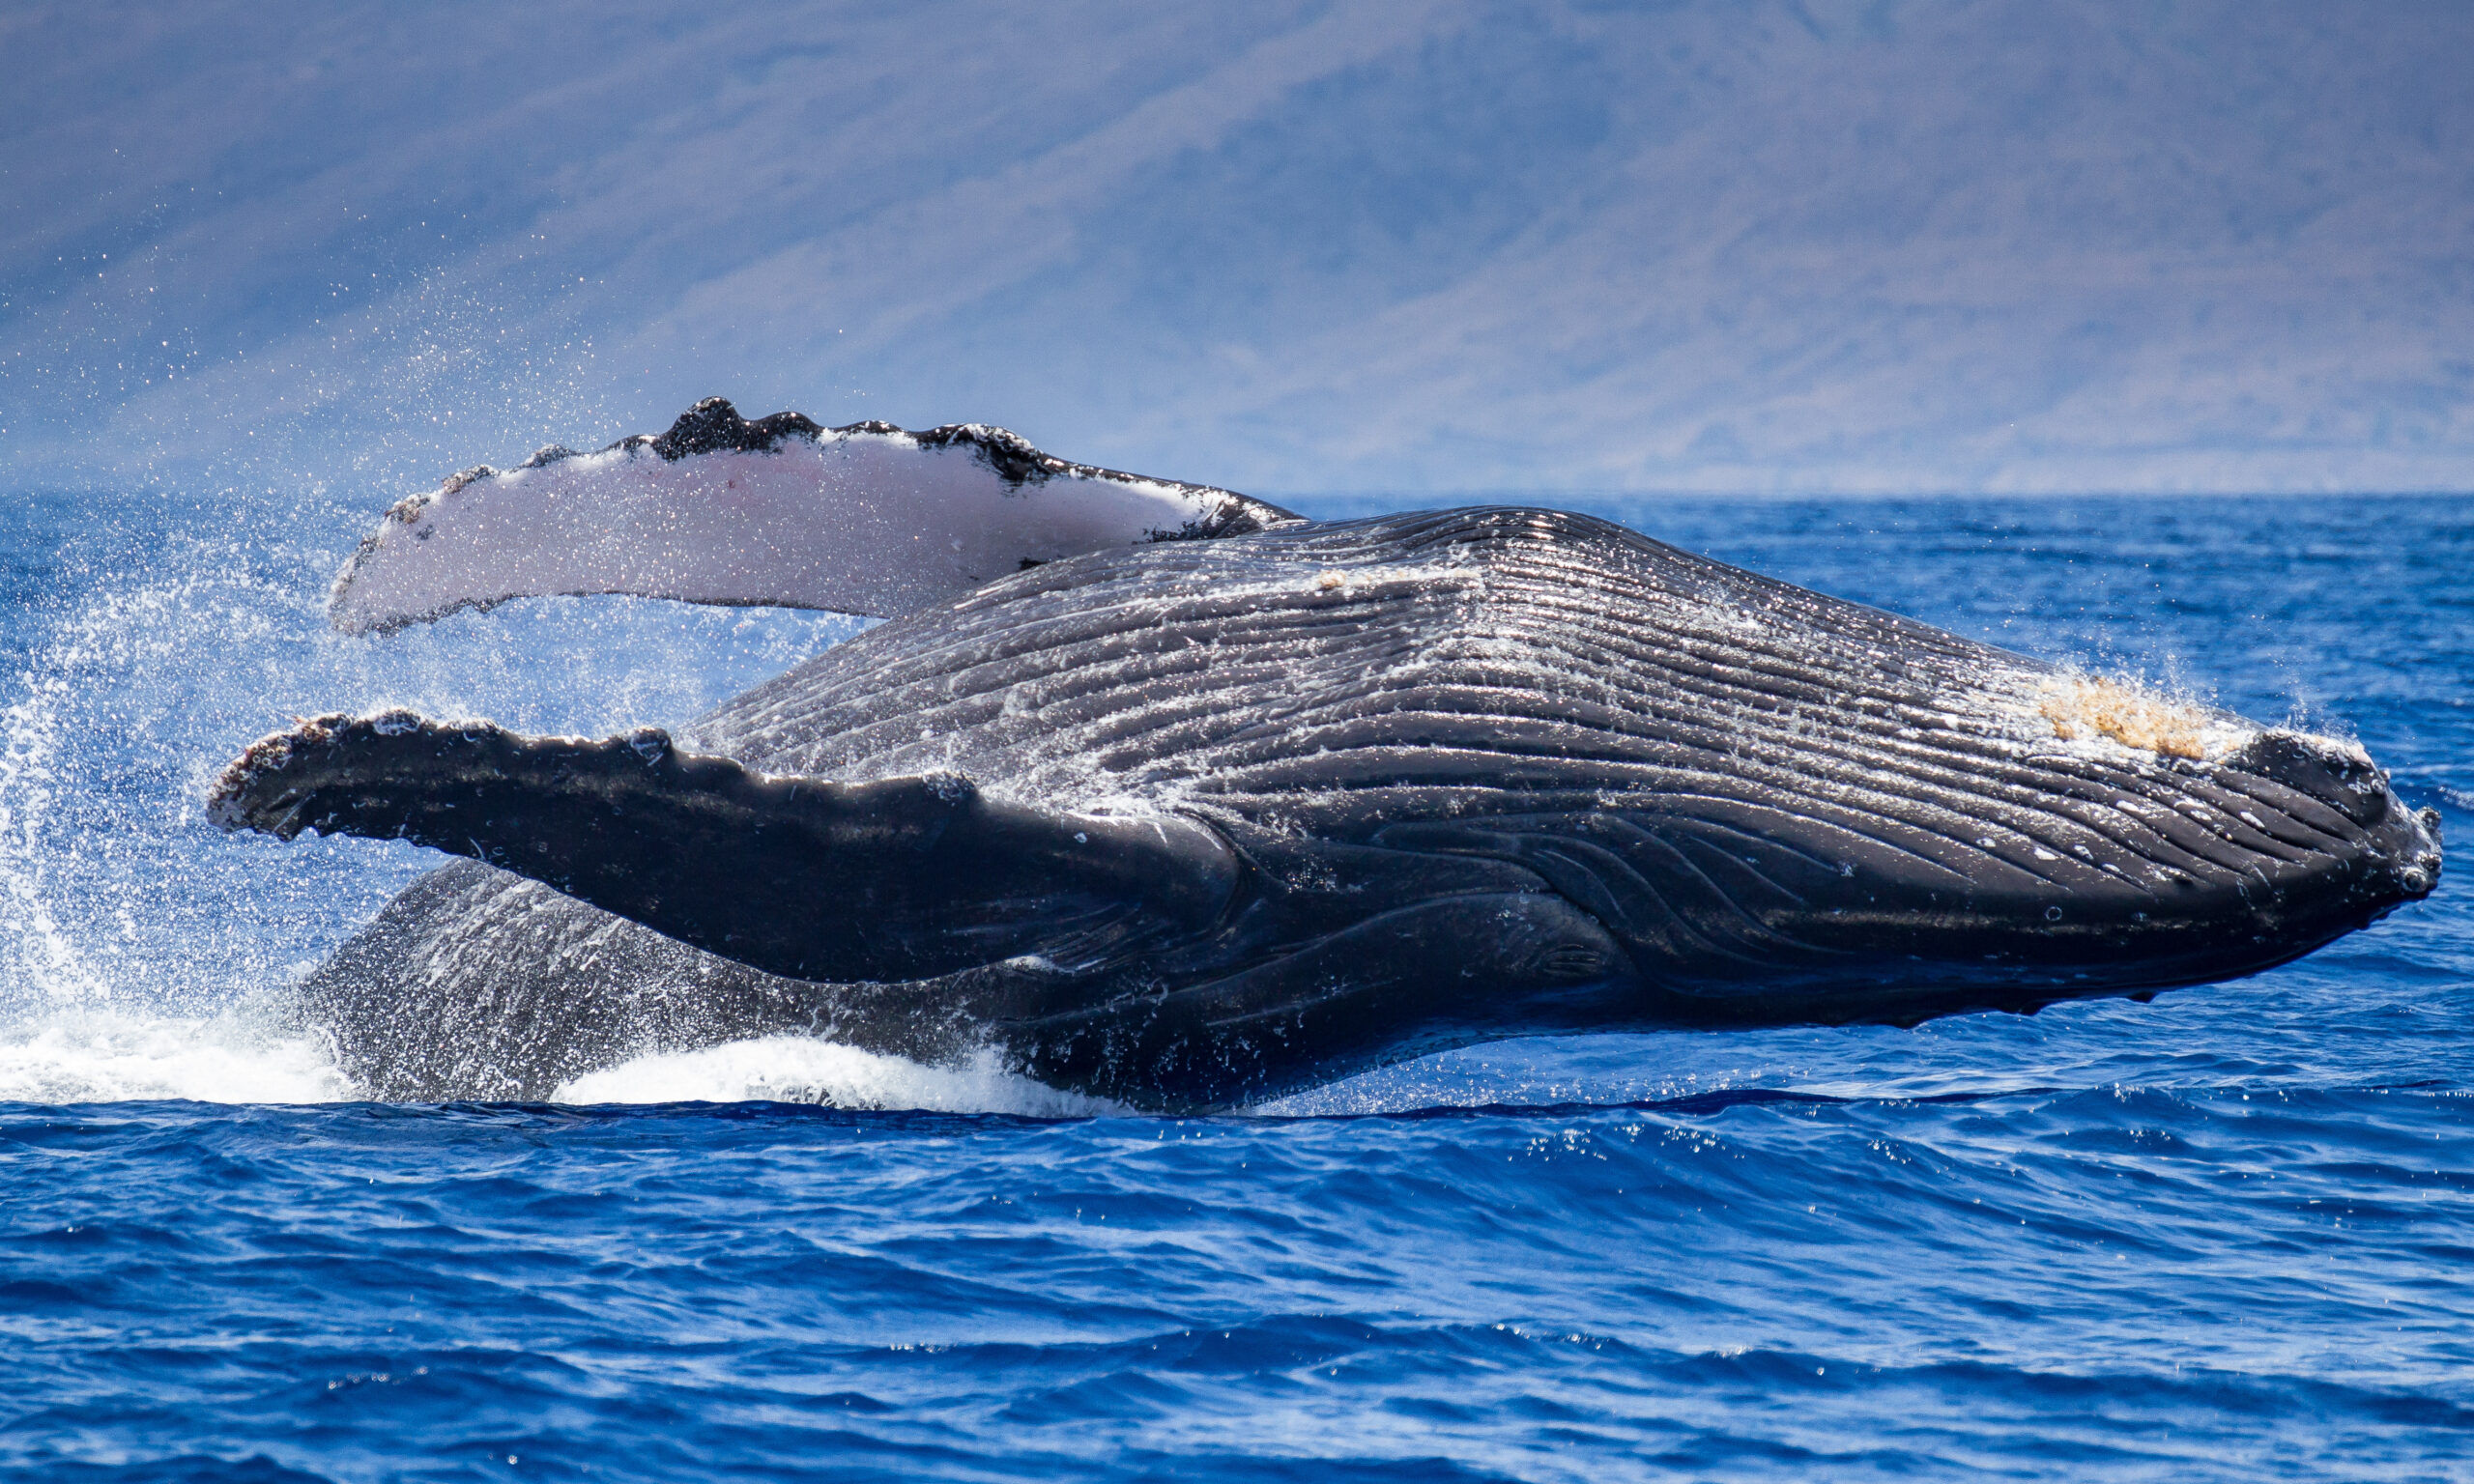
[3,1,2468,495]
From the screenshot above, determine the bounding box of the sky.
[4,0,2471,498]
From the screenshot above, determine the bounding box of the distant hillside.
[4,0,2469,495]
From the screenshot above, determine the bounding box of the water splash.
[553,1037,1123,1115]
[0,490,856,1093]
[0,1001,352,1103]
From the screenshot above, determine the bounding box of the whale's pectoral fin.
[330,397,1301,634]
[209,713,1242,985]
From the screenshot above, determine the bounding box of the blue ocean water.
[0,489,2466,1481]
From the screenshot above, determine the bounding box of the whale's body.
[216,406,2442,1108]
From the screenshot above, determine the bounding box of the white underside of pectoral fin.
[328,410,1294,634]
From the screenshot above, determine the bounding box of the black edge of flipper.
[647,397,826,459]
[209,712,1243,985]
[647,397,1303,532]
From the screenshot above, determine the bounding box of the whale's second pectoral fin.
[329,398,1301,634]
[209,712,1241,985]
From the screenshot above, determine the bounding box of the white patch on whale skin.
[550,1035,1124,1115]
[329,429,1250,635]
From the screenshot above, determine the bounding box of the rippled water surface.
[2,490,2467,1481]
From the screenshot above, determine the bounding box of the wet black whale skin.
[256,506,2441,1109]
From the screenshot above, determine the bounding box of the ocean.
[1,488,2465,1481]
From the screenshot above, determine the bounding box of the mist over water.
[0,487,860,1099]
[1,487,2467,1479]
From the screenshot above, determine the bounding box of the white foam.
[0,1005,355,1104]
[552,1035,1122,1115]
[0,1007,1124,1113]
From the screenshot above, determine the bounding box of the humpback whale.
[212,400,2443,1109]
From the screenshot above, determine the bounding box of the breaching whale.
[212,400,2444,1109]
